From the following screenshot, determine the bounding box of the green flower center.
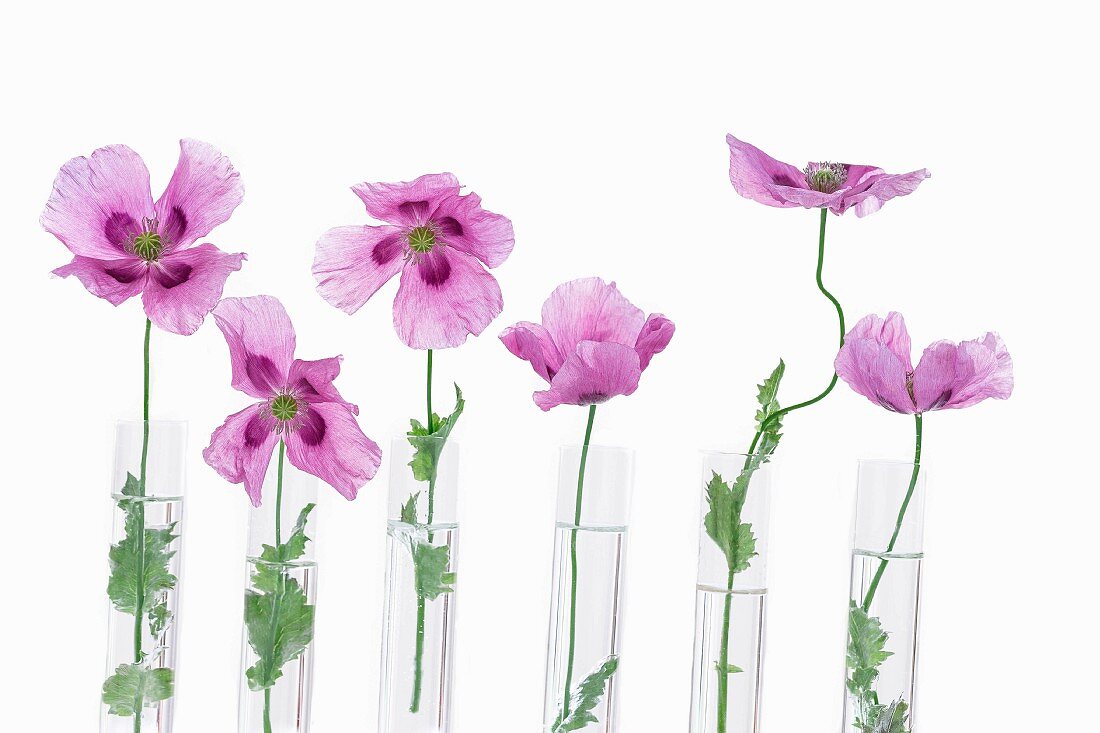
[271,394,299,422]
[407,225,436,254]
[803,161,848,194]
[132,231,163,262]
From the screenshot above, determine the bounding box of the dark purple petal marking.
[417,254,452,288]
[771,173,798,187]
[105,264,144,284]
[162,205,188,244]
[371,234,403,266]
[436,216,464,237]
[398,200,430,222]
[293,377,321,401]
[246,354,283,395]
[577,392,611,404]
[297,409,327,446]
[924,389,952,411]
[244,410,271,447]
[104,212,137,249]
[150,260,193,289]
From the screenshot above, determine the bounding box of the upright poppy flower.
[726,134,929,218]
[500,277,675,410]
[313,172,514,349]
[835,312,1014,414]
[42,139,246,335]
[203,295,382,506]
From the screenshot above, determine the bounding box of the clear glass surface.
[101,420,187,733]
[379,436,460,733]
[542,445,634,733]
[689,451,773,733]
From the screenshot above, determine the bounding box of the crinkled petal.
[911,340,958,412]
[313,224,404,314]
[634,313,675,370]
[41,144,153,258]
[202,404,279,507]
[533,341,642,411]
[726,134,807,209]
[212,295,296,398]
[141,244,245,336]
[285,402,381,501]
[429,191,514,268]
[840,169,930,217]
[541,277,645,358]
[499,321,563,383]
[154,139,244,251]
[940,332,1014,410]
[846,312,914,372]
[392,248,502,349]
[52,255,147,305]
[835,333,915,414]
[352,173,460,227]
[289,357,358,413]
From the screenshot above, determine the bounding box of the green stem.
[861,414,923,613]
[262,441,287,733]
[410,349,435,714]
[760,208,846,434]
[133,320,151,733]
[716,567,736,733]
[561,404,598,719]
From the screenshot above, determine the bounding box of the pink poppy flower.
[726,134,930,218]
[500,277,675,411]
[835,312,1013,414]
[203,295,381,506]
[313,172,514,349]
[42,140,246,335]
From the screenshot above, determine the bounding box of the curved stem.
[760,208,846,434]
[262,440,286,733]
[561,404,597,719]
[861,414,923,612]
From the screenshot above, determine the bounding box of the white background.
[2,2,1097,731]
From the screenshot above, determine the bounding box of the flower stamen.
[128,217,168,262]
[803,162,848,194]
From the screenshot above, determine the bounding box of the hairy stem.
[561,404,598,719]
[861,414,923,612]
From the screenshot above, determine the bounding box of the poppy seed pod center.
[271,393,299,422]
[803,161,848,194]
[407,225,436,254]
[132,231,163,262]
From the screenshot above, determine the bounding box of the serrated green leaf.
[400,493,420,525]
[244,574,315,691]
[410,541,456,600]
[106,502,178,617]
[102,663,173,716]
[754,360,785,461]
[407,384,465,482]
[703,472,758,574]
[120,472,143,497]
[864,698,909,733]
[846,601,893,695]
[244,504,318,691]
[551,656,619,733]
[714,662,744,674]
[147,598,172,638]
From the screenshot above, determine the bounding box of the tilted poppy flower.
[313,172,514,349]
[500,277,675,411]
[203,296,381,506]
[726,134,929,218]
[835,312,1013,414]
[42,139,246,335]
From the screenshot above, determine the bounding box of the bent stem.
[861,414,923,612]
[410,348,434,713]
[759,208,846,435]
[262,440,287,733]
[132,318,152,733]
[560,404,598,720]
